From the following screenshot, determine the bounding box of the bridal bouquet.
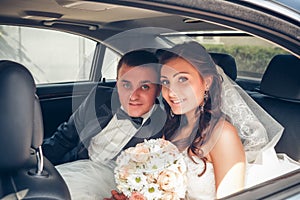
[114,138,187,200]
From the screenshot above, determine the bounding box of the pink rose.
[159,139,169,147]
[127,145,150,163]
[157,169,178,191]
[162,191,178,200]
[129,192,146,200]
[146,173,156,183]
[118,165,133,180]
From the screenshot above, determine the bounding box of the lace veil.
[217,66,283,163]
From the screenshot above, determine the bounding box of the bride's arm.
[210,120,246,199]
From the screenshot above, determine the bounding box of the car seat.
[210,52,237,81]
[0,60,71,199]
[250,54,300,162]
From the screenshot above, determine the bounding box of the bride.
[158,41,299,199]
[159,41,245,199]
[58,41,299,200]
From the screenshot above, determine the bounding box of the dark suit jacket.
[42,86,166,165]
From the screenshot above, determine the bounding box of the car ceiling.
[0,0,231,41]
[0,0,169,23]
[0,0,299,55]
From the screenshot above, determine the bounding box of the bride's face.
[160,57,208,116]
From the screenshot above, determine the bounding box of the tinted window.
[0,25,96,84]
[101,47,120,81]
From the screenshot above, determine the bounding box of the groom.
[43,50,166,165]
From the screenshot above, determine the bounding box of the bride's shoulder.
[211,119,243,152]
[214,118,238,138]
[200,118,244,162]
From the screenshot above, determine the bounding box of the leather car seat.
[0,60,71,199]
[250,54,300,162]
[209,52,237,81]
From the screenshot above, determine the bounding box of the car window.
[0,25,96,84]
[101,47,120,81]
[162,33,289,81]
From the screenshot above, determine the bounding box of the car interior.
[0,0,299,199]
[0,60,71,199]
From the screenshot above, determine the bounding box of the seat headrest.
[0,60,36,170]
[209,53,237,81]
[260,54,300,101]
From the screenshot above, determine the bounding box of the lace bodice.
[183,151,216,200]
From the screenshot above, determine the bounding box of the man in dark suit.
[43,50,166,165]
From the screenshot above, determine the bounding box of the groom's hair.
[116,50,160,78]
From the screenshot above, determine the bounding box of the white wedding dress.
[56,143,300,200]
[56,159,117,200]
[183,151,216,200]
[183,148,299,200]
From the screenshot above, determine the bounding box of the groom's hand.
[103,190,127,200]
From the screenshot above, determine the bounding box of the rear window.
[0,25,96,84]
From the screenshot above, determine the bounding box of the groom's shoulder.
[152,104,167,118]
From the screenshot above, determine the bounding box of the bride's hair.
[159,41,226,175]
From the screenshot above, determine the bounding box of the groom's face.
[117,64,160,117]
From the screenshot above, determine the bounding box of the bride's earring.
[200,105,204,112]
[200,90,209,112]
[170,109,175,118]
[204,90,209,102]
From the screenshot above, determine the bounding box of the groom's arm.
[42,116,80,165]
[42,87,98,165]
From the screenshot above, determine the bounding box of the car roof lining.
[0,0,299,55]
[0,0,232,38]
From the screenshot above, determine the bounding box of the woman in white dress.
[159,41,246,199]
[157,41,299,199]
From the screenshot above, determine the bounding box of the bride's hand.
[103,190,127,200]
